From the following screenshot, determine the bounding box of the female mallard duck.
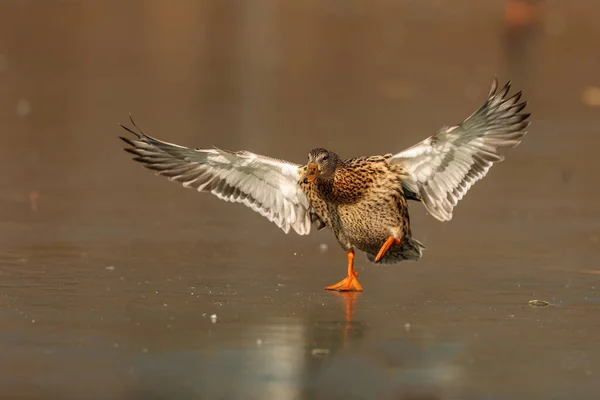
[120,78,529,292]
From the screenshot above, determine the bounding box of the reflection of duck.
[301,293,465,399]
[305,293,365,356]
[298,292,367,399]
[336,292,362,348]
[120,79,529,292]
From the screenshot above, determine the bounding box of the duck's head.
[302,148,341,183]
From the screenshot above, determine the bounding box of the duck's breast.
[337,181,407,253]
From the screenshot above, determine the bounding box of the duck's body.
[299,155,422,263]
[119,78,530,292]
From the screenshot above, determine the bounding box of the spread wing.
[119,117,312,235]
[388,78,530,221]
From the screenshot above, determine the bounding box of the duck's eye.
[321,155,329,162]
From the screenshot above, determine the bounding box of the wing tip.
[118,113,155,143]
[118,122,141,139]
[489,77,499,96]
[119,135,136,147]
[489,76,513,97]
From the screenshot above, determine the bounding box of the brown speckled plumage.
[119,78,530,291]
[298,154,424,264]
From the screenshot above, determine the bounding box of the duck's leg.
[324,249,363,292]
[374,236,401,263]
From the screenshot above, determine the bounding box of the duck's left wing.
[119,117,312,235]
[388,78,530,222]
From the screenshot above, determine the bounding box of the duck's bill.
[302,162,320,183]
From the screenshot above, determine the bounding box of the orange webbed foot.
[324,274,363,292]
[374,236,401,263]
[325,249,363,292]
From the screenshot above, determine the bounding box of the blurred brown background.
[1,1,599,399]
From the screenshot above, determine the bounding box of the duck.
[119,78,529,292]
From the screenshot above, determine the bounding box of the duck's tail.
[366,236,426,264]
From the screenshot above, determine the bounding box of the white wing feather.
[388,78,530,221]
[120,119,311,235]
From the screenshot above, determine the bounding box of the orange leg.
[374,236,401,263]
[324,250,363,292]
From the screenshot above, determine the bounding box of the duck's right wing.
[119,117,312,235]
